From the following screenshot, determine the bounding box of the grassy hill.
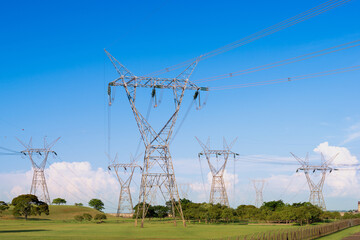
[1,205,104,220]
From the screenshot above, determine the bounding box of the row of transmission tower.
[103,50,346,228]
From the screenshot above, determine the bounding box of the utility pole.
[17,137,60,204]
[105,50,207,227]
[108,154,141,217]
[196,137,239,207]
[291,152,339,210]
[252,179,266,208]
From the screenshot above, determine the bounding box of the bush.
[83,213,93,221]
[94,213,107,221]
[74,214,84,221]
[74,203,83,206]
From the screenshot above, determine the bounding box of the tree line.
[135,199,345,225]
[0,194,106,220]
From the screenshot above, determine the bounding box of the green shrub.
[74,214,84,221]
[94,213,107,220]
[83,213,93,221]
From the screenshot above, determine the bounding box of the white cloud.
[1,144,359,211]
[0,161,121,212]
[314,142,360,197]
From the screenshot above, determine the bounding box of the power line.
[145,0,351,77]
[195,39,360,83]
[47,157,118,211]
[211,64,360,91]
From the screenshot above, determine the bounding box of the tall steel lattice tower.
[252,179,266,208]
[108,154,141,217]
[105,50,207,227]
[291,152,339,210]
[196,137,238,207]
[17,137,60,204]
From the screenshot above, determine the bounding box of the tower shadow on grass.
[0,229,49,233]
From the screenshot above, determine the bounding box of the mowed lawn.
[0,220,298,240]
[317,225,360,239]
[0,205,298,239]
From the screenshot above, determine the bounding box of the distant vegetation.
[0,201,9,216]
[11,194,49,220]
[88,199,104,212]
[135,199,343,225]
[52,198,66,205]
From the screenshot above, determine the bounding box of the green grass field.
[2,205,358,239]
[317,225,360,239]
[0,205,299,239]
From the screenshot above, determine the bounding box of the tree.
[133,203,156,219]
[262,200,285,211]
[221,207,235,223]
[52,198,66,205]
[74,203,83,206]
[82,213,93,221]
[153,205,169,218]
[88,199,104,211]
[11,194,49,220]
[74,214,84,221]
[0,201,9,216]
[94,213,107,221]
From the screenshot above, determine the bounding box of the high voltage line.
[145,0,351,77]
[195,39,360,83]
[210,64,360,91]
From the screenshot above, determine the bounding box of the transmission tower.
[105,50,207,227]
[17,137,60,204]
[108,154,141,217]
[178,183,190,199]
[291,152,339,210]
[196,137,239,207]
[252,179,266,208]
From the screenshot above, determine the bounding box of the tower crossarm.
[109,76,207,91]
[296,166,334,172]
[108,163,142,170]
[20,149,56,155]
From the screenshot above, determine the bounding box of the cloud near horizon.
[0,142,359,211]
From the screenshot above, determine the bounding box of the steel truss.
[252,179,266,208]
[105,50,207,227]
[196,137,239,206]
[291,152,339,210]
[108,155,141,217]
[17,137,60,204]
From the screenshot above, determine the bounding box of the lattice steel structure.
[196,137,239,206]
[291,152,339,210]
[178,183,190,199]
[252,179,266,208]
[108,154,141,217]
[17,137,60,204]
[105,50,207,227]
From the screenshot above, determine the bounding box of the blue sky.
[1,0,360,211]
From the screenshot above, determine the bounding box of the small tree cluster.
[133,203,170,219]
[11,194,49,220]
[52,198,66,205]
[94,213,107,221]
[74,213,93,221]
[0,201,9,216]
[88,199,104,212]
